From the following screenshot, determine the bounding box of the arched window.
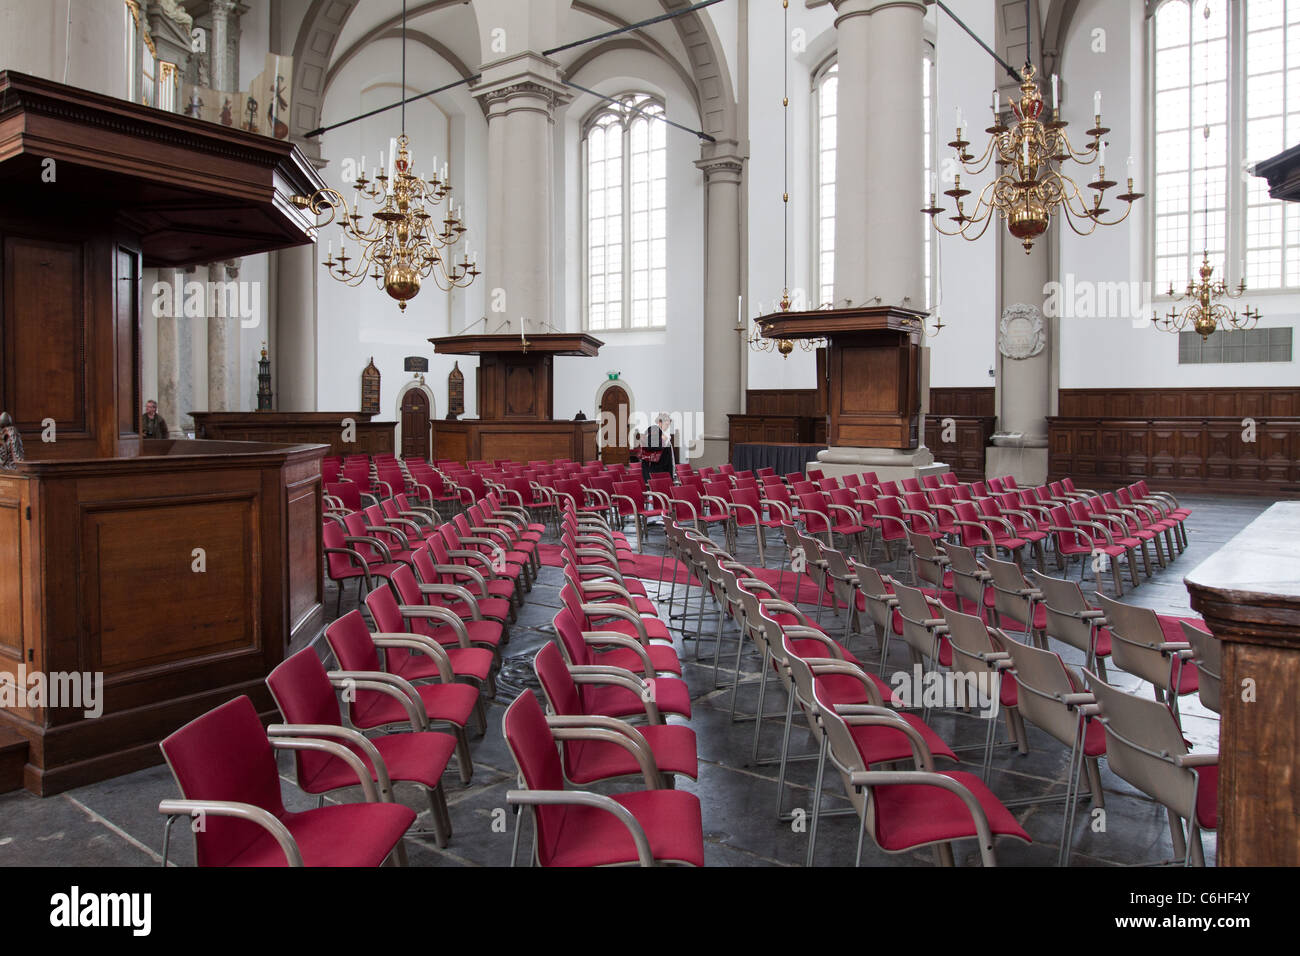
[584,94,668,330]
[1151,0,1298,291]
[815,49,935,310]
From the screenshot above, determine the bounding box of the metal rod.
[933,0,1021,82]
[542,0,728,57]
[305,74,482,138]
[562,80,717,142]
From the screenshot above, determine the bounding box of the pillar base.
[986,443,1048,485]
[815,446,949,483]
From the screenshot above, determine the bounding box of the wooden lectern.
[757,306,928,450]
[0,72,326,794]
[428,332,604,463]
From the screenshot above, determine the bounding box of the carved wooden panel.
[924,415,994,482]
[82,497,258,676]
[505,365,539,418]
[2,236,87,440]
[1060,388,1300,419]
[0,492,25,664]
[286,479,321,635]
[929,387,996,418]
[1048,417,1300,495]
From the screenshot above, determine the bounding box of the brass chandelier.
[1155,251,1260,338]
[290,0,477,311]
[923,63,1143,254]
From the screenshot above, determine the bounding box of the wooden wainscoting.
[1048,416,1300,496]
[929,387,996,418]
[190,412,395,457]
[925,415,996,482]
[1059,387,1300,419]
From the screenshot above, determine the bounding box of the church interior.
[0,0,1297,883]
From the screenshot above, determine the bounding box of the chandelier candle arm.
[923,63,1142,253]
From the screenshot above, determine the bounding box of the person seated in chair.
[639,413,677,485]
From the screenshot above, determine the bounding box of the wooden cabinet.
[190,412,395,457]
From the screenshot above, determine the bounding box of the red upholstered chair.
[449,512,533,590]
[534,639,697,786]
[326,481,366,513]
[871,496,913,563]
[977,496,1044,569]
[1065,499,1141,595]
[810,679,1031,866]
[922,474,941,490]
[878,480,900,497]
[502,690,704,867]
[429,528,521,611]
[1085,669,1217,866]
[552,587,691,720]
[368,569,498,702]
[341,510,412,583]
[266,647,456,847]
[952,500,1026,563]
[670,484,728,534]
[323,520,376,616]
[940,472,959,486]
[901,477,922,494]
[158,695,414,867]
[412,541,513,626]
[325,610,479,783]
[1093,594,1199,723]
[554,596,681,679]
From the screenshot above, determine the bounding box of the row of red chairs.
[503,499,705,866]
[682,514,1217,866]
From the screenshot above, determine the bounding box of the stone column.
[987,230,1053,483]
[156,268,182,437]
[474,55,567,332]
[206,0,240,412]
[695,148,746,467]
[819,0,936,482]
[830,0,872,308]
[275,239,318,411]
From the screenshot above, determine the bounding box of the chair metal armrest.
[446,549,501,577]
[158,799,303,867]
[327,670,429,729]
[344,533,394,563]
[580,580,635,603]
[581,630,658,676]
[580,601,649,644]
[847,770,997,862]
[782,626,844,658]
[760,498,793,520]
[417,582,482,619]
[366,524,411,549]
[268,736,382,804]
[546,717,665,790]
[900,508,938,530]
[385,516,425,538]
[1074,520,1116,546]
[759,598,810,625]
[505,790,654,866]
[397,604,472,648]
[1174,752,1218,768]
[806,661,884,705]
[370,633,456,682]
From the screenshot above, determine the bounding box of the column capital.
[473,53,571,113]
[695,142,746,184]
[828,0,926,22]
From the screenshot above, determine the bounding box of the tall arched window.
[815,49,935,310]
[1152,0,1299,291]
[584,94,668,331]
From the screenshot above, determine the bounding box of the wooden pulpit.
[0,72,326,794]
[428,332,604,462]
[757,306,928,450]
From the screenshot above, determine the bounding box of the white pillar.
[156,268,182,436]
[695,149,746,467]
[819,0,935,482]
[831,0,872,307]
[275,242,318,411]
[206,0,239,412]
[475,57,566,332]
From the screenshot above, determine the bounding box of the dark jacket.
[142,414,170,439]
[641,425,676,475]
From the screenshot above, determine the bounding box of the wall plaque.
[361,357,381,415]
[404,356,429,373]
[998,304,1047,360]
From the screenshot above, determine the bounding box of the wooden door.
[599,385,630,465]
[400,389,430,461]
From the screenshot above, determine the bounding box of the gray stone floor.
[0,492,1264,867]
